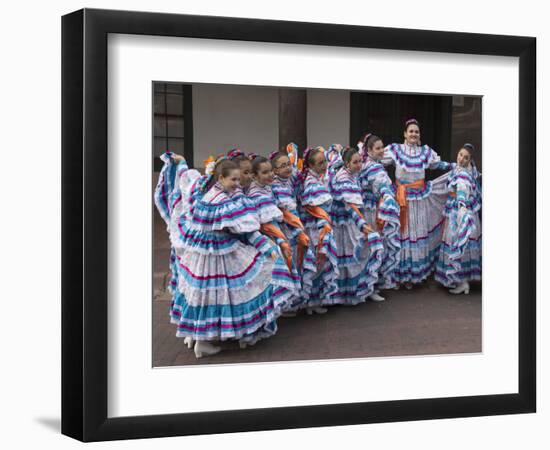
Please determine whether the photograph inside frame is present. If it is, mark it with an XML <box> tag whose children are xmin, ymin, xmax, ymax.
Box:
<box><xmin>152</xmin><ymin>81</ymin><xmax>482</xmax><ymax>366</ymax></box>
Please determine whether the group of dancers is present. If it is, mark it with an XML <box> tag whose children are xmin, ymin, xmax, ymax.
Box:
<box><xmin>154</xmin><ymin>118</ymin><xmax>482</xmax><ymax>358</ymax></box>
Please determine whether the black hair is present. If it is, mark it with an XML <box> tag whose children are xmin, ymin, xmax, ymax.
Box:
<box><xmin>227</xmin><ymin>149</ymin><xmax>250</xmax><ymax>165</ymax></box>
<box><xmin>251</xmin><ymin>155</ymin><xmax>271</xmax><ymax>174</ymax></box>
<box><xmin>270</xmin><ymin>152</ymin><xmax>289</xmax><ymax>168</ymax></box>
<box><xmin>462</xmin><ymin>143</ymin><xmax>475</xmax><ymax>154</ymax></box>
<box><xmin>341</xmin><ymin>146</ymin><xmax>359</xmax><ymax>164</ymax></box>
<box><xmin>234</xmin><ymin>155</ymin><xmax>250</xmax><ymax>165</ymax></box>
<box><xmin>404</xmin><ymin>118</ymin><xmax>420</xmax><ymax>132</ymax></box>
<box><xmin>305</xmin><ymin>147</ymin><xmax>324</xmax><ymax>168</ymax></box>
<box><xmin>366</xmin><ymin>134</ymin><xmax>382</xmax><ymax>150</ymax></box>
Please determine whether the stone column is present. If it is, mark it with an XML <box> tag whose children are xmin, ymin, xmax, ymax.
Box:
<box><xmin>278</xmin><ymin>89</ymin><xmax>307</xmax><ymax>155</ymax></box>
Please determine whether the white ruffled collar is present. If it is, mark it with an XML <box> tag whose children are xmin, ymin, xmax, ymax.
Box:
<box><xmin>274</xmin><ymin>174</ymin><xmax>292</xmax><ymax>186</ymax></box>
<box><xmin>249</xmin><ymin>180</ymin><xmax>272</xmax><ymax>194</ymax></box>
<box><xmin>308</xmin><ymin>169</ymin><xmax>326</xmax><ymax>182</ymax></box>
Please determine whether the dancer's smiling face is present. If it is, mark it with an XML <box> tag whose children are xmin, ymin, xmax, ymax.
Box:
<box><xmin>457</xmin><ymin>148</ymin><xmax>472</xmax><ymax>168</ymax></box>
<box><xmin>237</xmin><ymin>159</ymin><xmax>253</xmax><ymax>188</ymax></box>
<box><xmin>219</xmin><ymin>169</ymin><xmax>241</xmax><ymax>193</ymax></box>
<box><xmin>345</xmin><ymin>152</ymin><xmax>363</xmax><ymax>174</ymax></box>
<box><xmin>404</xmin><ymin>124</ymin><xmax>421</xmax><ymax>145</ymax></box>
<box><xmin>367</xmin><ymin>139</ymin><xmax>385</xmax><ymax>161</ymax></box>
<box><xmin>272</xmin><ymin>155</ymin><xmax>293</xmax><ymax>179</ymax></box>
<box><xmin>255</xmin><ymin>161</ymin><xmax>274</xmax><ymax>186</ymax></box>
<box><xmin>310</xmin><ymin>151</ymin><xmax>327</xmax><ymax>176</ymax></box>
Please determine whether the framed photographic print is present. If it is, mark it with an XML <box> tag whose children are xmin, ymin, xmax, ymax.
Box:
<box><xmin>61</xmin><ymin>8</ymin><xmax>536</xmax><ymax>442</ymax></box>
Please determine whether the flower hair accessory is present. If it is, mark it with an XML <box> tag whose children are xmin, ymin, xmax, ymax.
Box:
<box><xmin>227</xmin><ymin>148</ymin><xmax>245</xmax><ymax>159</ymax></box>
<box><xmin>286</xmin><ymin>142</ymin><xmax>298</xmax><ymax>154</ymax></box>
<box><xmin>203</xmin><ymin>155</ymin><xmax>216</xmax><ymax>175</ymax></box>
<box><xmin>286</xmin><ymin>142</ymin><xmax>299</xmax><ymax>168</ymax></box>
<box><xmin>197</xmin><ymin>154</ymin><xmax>228</xmax><ymax>193</ymax></box>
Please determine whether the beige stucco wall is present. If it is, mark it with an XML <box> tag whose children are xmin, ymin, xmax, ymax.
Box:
<box><xmin>191</xmin><ymin>84</ymin><xmax>351</xmax><ymax>167</ymax></box>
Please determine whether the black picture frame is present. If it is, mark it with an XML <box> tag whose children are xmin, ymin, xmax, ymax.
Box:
<box><xmin>61</xmin><ymin>8</ymin><xmax>536</xmax><ymax>442</ymax></box>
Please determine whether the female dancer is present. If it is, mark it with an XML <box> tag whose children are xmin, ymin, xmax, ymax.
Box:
<box><xmin>247</xmin><ymin>155</ymin><xmax>301</xmax><ymax>311</ymax></box>
<box><xmin>298</xmin><ymin>147</ymin><xmax>339</xmax><ymax>314</ymax></box>
<box><xmin>381</xmin><ymin>119</ymin><xmax>451</xmax><ymax>287</ymax></box>
<box><xmin>168</xmin><ymin>156</ymin><xmax>294</xmax><ymax>358</ymax></box>
<box><xmin>227</xmin><ymin>148</ymin><xmax>253</xmax><ymax>193</ymax></box>
<box><xmin>359</xmin><ymin>134</ymin><xmax>401</xmax><ymax>296</ymax></box>
<box><xmin>435</xmin><ymin>143</ymin><xmax>482</xmax><ymax>294</ymax></box>
<box><xmin>270</xmin><ymin>150</ymin><xmax>316</xmax><ymax>312</ymax></box>
<box><xmin>328</xmin><ymin>146</ymin><xmax>384</xmax><ymax>305</ymax></box>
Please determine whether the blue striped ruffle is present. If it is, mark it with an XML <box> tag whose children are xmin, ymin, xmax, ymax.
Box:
<box><xmin>272</xmin><ymin>177</ymin><xmax>298</xmax><ymax>210</ymax></box>
<box><xmin>176</xmin><ymin>251</ymin><xmax>265</xmax><ymax>290</ymax></box>
<box><xmin>399</xmin><ymin>179</ymin><xmax>433</xmax><ymax>201</ymax></box>
<box><xmin>377</xmin><ymin>195</ymin><xmax>401</xmax><ymax>288</ymax></box>
<box><xmin>435</xmin><ymin>207</ymin><xmax>481</xmax><ymax>286</ymax></box>
<box><xmin>167</xmin><ymin>248</ymin><xmax>179</xmax><ymax>294</ymax></box>
<box><xmin>154</xmin><ymin>152</ymin><xmax>178</xmax><ymax>225</ymax></box>
<box><xmin>434</xmin><ymin>263</ymin><xmax>482</xmax><ymax>287</ymax></box>
<box><xmin>189</xmin><ymin>190</ymin><xmax>260</xmax><ymax>232</ymax></box>
<box><xmin>330</xmin><ymin>169</ymin><xmax>363</xmax><ymax>205</ymax></box>
<box><xmin>361</xmin><ymin>162</ymin><xmax>386</xmax><ymax>178</ymax></box>
<box><xmin>305</xmin><ymin>228</ymin><xmax>339</xmax><ymax>308</ymax></box>
<box><xmin>330</xmin><ymin>201</ymin><xmax>359</xmax><ymax>226</ymax></box>
<box><xmin>301</xmin><ymin>179</ymin><xmax>333</xmax><ymax>206</ymax></box>
<box><xmin>170</xmin><ymin>286</ymin><xmax>283</xmax><ymax>341</ymax></box>
<box><xmin>393</xmin><ymin>246</ymin><xmax>440</xmax><ymax>284</ymax></box>
<box><xmin>178</xmin><ymin>225</ymin><xmax>242</xmax><ymax>255</ymax></box>
<box><xmin>386</xmin><ymin>143</ymin><xmax>435</xmax><ymax>171</ymax></box>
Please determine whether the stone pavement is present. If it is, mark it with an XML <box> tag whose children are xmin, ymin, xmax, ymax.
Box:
<box><xmin>152</xmin><ymin>204</ymin><xmax>481</xmax><ymax>367</ymax></box>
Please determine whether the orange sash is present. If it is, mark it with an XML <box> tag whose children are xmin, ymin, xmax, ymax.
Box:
<box><xmin>295</xmin><ymin>232</ymin><xmax>310</xmax><ymax>271</ymax></box>
<box><xmin>304</xmin><ymin>206</ymin><xmax>332</xmax><ymax>263</ymax></box>
<box><xmin>395</xmin><ymin>179</ymin><xmax>425</xmax><ymax>234</ymax></box>
<box><xmin>315</xmin><ymin>224</ymin><xmax>332</xmax><ymax>269</ymax></box>
<box><xmin>303</xmin><ymin>205</ymin><xmax>332</xmax><ymax>225</ymax></box>
<box><xmin>280</xmin><ymin>208</ymin><xmax>309</xmax><ymax>269</ymax></box>
<box><xmin>260</xmin><ymin>223</ymin><xmax>293</xmax><ymax>271</ymax></box>
<box><xmin>281</xmin><ymin>209</ymin><xmax>305</xmax><ymax>230</ymax></box>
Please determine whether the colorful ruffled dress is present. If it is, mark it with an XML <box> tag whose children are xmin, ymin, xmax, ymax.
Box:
<box><xmin>381</xmin><ymin>144</ymin><xmax>451</xmax><ymax>284</ymax></box>
<box><xmin>168</xmin><ymin>172</ymin><xmax>294</xmax><ymax>345</ymax></box>
<box><xmin>435</xmin><ymin>165</ymin><xmax>482</xmax><ymax>287</ymax></box>
<box><xmin>271</xmin><ymin>174</ymin><xmax>316</xmax><ymax>309</ymax></box>
<box><xmin>299</xmin><ymin>170</ymin><xmax>339</xmax><ymax>307</ymax></box>
<box><xmin>329</xmin><ymin>166</ymin><xmax>384</xmax><ymax>304</ymax></box>
<box><xmin>153</xmin><ymin>153</ymin><xmax>193</xmax><ymax>296</ymax></box>
<box><xmin>247</xmin><ymin>180</ymin><xmax>302</xmax><ymax>309</ymax></box>
<box><xmin>359</xmin><ymin>157</ymin><xmax>401</xmax><ymax>289</ymax></box>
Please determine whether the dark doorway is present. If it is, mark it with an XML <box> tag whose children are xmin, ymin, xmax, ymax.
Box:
<box><xmin>350</xmin><ymin>92</ymin><xmax>453</xmax><ymax>180</ymax></box>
